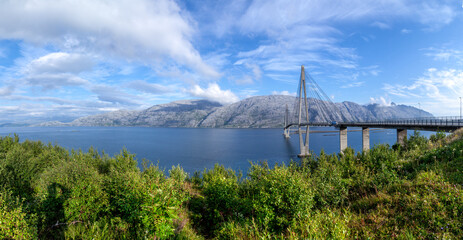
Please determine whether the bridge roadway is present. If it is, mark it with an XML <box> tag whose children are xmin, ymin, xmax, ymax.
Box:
<box><xmin>284</xmin><ymin>117</ymin><xmax>463</xmax><ymax>155</ymax></box>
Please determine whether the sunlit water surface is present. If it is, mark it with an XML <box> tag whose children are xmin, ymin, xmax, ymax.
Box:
<box><xmin>0</xmin><ymin>127</ymin><xmax>437</xmax><ymax>174</ymax></box>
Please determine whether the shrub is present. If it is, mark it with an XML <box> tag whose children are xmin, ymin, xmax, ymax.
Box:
<box><xmin>350</xmin><ymin>171</ymin><xmax>463</xmax><ymax>239</ymax></box>
<box><xmin>0</xmin><ymin>192</ymin><xmax>37</xmax><ymax>239</ymax></box>
<box><xmin>34</xmin><ymin>159</ymin><xmax>108</xmax><ymax>238</ymax></box>
<box><xmin>293</xmin><ymin>208</ymin><xmax>351</xmax><ymax>239</ymax></box>
<box><xmin>189</xmin><ymin>164</ymin><xmax>241</xmax><ymax>236</ymax></box>
<box><xmin>312</xmin><ymin>152</ymin><xmax>350</xmax><ymax>208</ymax></box>
<box><xmin>169</xmin><ymin>165</ymin><xmax>189</xmax><ymax>184</ymax></box>
<box><xmin>105</xmin><ymin>162</ymin><xmax>186</xmax><ymax>239</ymax></box>
<box><xmin>0</xmin><ymin>136</ymin><xmax>68</xmax><ymax>199</ymax></box>
<box><xmin>243</xmin><ymin>162</ymin><xmax>314</xmax><ymax>234</ymax></box>
<box><xmin>430</xmin><ymin>131</ymin><xmax>446</xmax><ymax>143</ymax></box>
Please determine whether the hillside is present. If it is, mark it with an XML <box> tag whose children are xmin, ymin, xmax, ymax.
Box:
<box><xmin>36</xmin><ymin>95</ymin><xmax>433</xmax><ymax>127</ymax></box>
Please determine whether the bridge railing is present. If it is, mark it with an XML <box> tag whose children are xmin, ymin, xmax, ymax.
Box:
<box><xmin>343</xmin><ymin>116</ymin><xmax>463</xmax><ymax>127</ymax></box>
<box><xmin>286</xmin><ymin>117</ymin><xmax>463</xmax><ymax>129</ymax></box>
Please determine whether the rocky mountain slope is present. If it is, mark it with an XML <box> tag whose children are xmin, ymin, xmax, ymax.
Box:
<box><xmin>36</xmin><ymin>95</ymin><xmax>433</xmax><ymax>128</ymax></box>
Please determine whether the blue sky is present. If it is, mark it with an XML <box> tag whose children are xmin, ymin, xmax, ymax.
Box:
<box><xmin>0</xmin><ymin>0</ymin><xmax>462</xmax><ymax>123</ymax></box>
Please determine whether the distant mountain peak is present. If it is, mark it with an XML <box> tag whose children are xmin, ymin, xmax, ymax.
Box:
<box><xmin>35</xmin><ymin>95</ymin><xmax>433</xmax><ymax>128</ymax></box>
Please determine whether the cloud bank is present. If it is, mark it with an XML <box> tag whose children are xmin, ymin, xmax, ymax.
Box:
<box><xmin>0</xmin><ymin>0</ymin><xmax>218</xmax><ymax>77</ymax></box>
<box><xmin>188</xmin><ymin>83</ymin><xmax>239</xmax><ymax>105</ymax></box>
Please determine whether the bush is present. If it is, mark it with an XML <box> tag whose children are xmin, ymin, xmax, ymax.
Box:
<box><xmin>350</xmin><ymin>171</ymin><xmax>463</xmax><ymax>239</ymax></box>
<box><xmin>293</xmin><ymin>208</ymin><xmax>351</xmax><ymax>239</ymax></box>
<box><xmin>311</xmin><ymin>151</ymin><xmax>350</xmax><ymax>208</ymax></box>
<box><xmin>430</xmin><ymin>131</ymin><xmax>446</xmax><ymax>143</ymax></box>
<box><xmin>242</xmin><ymin>162</ymin><xmax>314</xmax><ymax>234</ymax></box>
<box><xmin>0</xmin><ymin>192</ymin><xmax>37</xmax><ymax>239</ymax></box>
<box><xmin>104</xmin><ymin>159</ymin><xmax>186</xmax><ymax>239</ymax></box>
<box><xmin>0</xmin><ymin>136</ymin><xmax>68</xmax><ymax>199</ymax></box>
<box><xmin>34</xmin><ymin>157</ymin><xmax>108</xmax><ymax>238</ymax></box>
<box><xmin>189</xmin><ymin>164</ymin><xmax>241</xmax><ymax>236</ymax></box>
<box><xmin>169</xmin><ymin>165</ymin><xmax>188</xmax><ymax>184</ymax></box>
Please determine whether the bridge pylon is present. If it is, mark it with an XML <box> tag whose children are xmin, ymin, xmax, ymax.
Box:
<box><xmin>284</xmin><ymin>104</ymin><xmax>290</xmax><ymax>138</ymax></box>
<box><xmin>297</xmin><ymin>65</ymin><xmax>310</xmax><ymax>157</ymax></box>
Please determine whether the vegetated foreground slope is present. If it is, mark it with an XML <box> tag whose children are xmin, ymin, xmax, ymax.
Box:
<box><xmin>37</xmin><ymin>95</ymin><xmax>433</xmax><ymax>128</ymax></box>
<box><xmin>1</xmin><ymin>129</ymin><xmax>462</xmax><ymax>239</ymax></box>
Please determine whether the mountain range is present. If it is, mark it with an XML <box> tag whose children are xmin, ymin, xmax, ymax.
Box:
<box><xmin>35</xmin><ymin>95</ymin><xmax>433</xmax><ymax>128</ymax></box>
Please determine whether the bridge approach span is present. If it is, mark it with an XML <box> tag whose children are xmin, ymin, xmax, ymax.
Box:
<box><xmin>286</xmin><ymin>116</ymin><xmax>463</xmax><ymax>133</ymax></box>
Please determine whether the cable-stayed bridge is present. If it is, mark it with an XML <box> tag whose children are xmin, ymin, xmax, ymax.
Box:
<box><xmin>284</xmin><ymin>65</ymin><xmax>463</xmax><ymax>157</ymax></box>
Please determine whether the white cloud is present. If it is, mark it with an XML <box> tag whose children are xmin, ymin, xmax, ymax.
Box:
<box><xmin>371</xmin><ymin>21</ymin><xmax>390</xmax><ymax>29</ymax></box>
<box><xmin>188</xmin><ymin>83</ymin><xmax>239</xmax><ymax>105</ymax></box>
<box><xmin>248</xmin><ymin>63</ymin><xmax>262</xmax><ymax>80</ymax></box>
<box><xmin>341</xmin><ymin>81</ymin><xmax>365</xmax><ymax>88</ymax></box>
<box><xmin>91</xmin><ymin>85</ymin><xmax>140</xmax><ymax>105</ymax></box>
<box><xmin>266</xmin><ymin>73</ymin><xmax>298</xmax><ymax>85</ymax></box>
<box><xmin>240</xmin><ymin>89</ymin><xmax>259</xmax><ymax>98</ymax></box>
<box><xmin>235</xmin><ymin>75</ymin><xmax>254</xmax><ymax>85</ymax></box>
<box><xmin>24</xmin><ymin>73</ymin><xmax>89</xmax><ymax>90</ymax></box>
<box><xmin>0</xmin><ymin>0</ymin><xmax>218</xmax><ymax>78</ymax></box>
<box><xmin>237</xmin><ymin>0</ymin><xmax>456</xmax><ymax>35</ymax></box>
<box><xmin>401</xmin><ymin>28</ymin><xmax>411</xmax><ymax>34</ymax></box>
<box><xmin>423</xmin><ymin>47</ymin><xmax>463</xmax><ymax>64</ymax></box>
<box><xmin>233</xmin><ymin>63</ymin><xmax>263</xmax><ymax>85</ymax></box>
<box><xmin>272</xmin><ymin>90</ymin><xmax>297</xmax><ymax>96</ymax></box>
<box><xmin>369</xmin><ymin>96</ymin><xmax>391</xmax><ymax>106</ymax></box>
<box><xmin>127</xmin><ymin>80</ymin><xmax>174</xmax><ymax>94</ymax></box>
<box><xmin>228</xmin><ymin>0</ymin><xmax>457</xmax><ymax>77</ymax></box>
<box><xmin>5</xmin><ymin>95</ymin><xmax>74</xmax><ymax>105</ymax></box>
<box><xmin>3</xmin><ymin>51</ymin><xmax>94</xmax><ymax>90</ymax></box>
<box><xmin>234</xmin><ymin>25</ymin><xmax>359</xmax><ymax>74</ymax></box>
<box><xmin>26</xmin><ymin>52</ymin><xmax>94</xmax><ymax>74</ymax></box>
<box><xmin>0</xmin><ymin>86</ymin><xmax>14</xmax><ymax>96</ymax></box>
<box><xmin>415</xmin><ymin>1</ymin><xmax>455</xmax><ymax>30</ymax></box>
<box><xmin>384</xmin><ymin>68</ymin><xmax>463</xmax><ymax>115</ymax></box>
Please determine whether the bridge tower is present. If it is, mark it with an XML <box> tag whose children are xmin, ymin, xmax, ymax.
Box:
<box><xmin>297</xmin><ymin>65</ymin><xmax>310</xmax><ymax>157</ymax></box>
<box><xmin>284</xmin><ymin>104</ymin><xmax>290</xmax><ymax>138</ymax></box>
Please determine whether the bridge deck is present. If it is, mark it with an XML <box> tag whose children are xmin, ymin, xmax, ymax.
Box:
<box><xmin>285</xmin><ymin>117</ymin><xmax>463</xmax><ymax>132</ymax></box>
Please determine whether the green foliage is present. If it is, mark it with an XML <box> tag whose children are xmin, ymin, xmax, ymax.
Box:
<box><xmin>169</xmin><ymin>165</ymin><xmax>189</xmax><ymax>183</ymax></box>
<box><xmin>2</xmin><ymin>129</ymin><xmax>463</xmax><ymax>239</ymax></box>
<box><xmin>0</xmin><ymin>192</ymin><xmax>37</xmax><ymax>239</ymax></box>
<box><xmin>430</xmin><ymin>131</ymin><xmax>446</xmax><ymax>143</ymax></box>
<box><xmin>189</xmin><ymin>164</ymin><xmax>241</xmax><ymax>236</ymax></box>
<box><xmin>293</xmin><ymin>208</ymin><xmax>351</xmax><ymax>239</ymax></box>
<box><xmin>351</xmin><ymin>171</ymin><xmax>463</xmax><ymax>239</ymax></box>
<box><xmin>243</xmin><ymin>162</ymin><xmax>314</xmax><ymax>234</ymax></box>
<box><xmin>190</xmin><ymin>162</ymin><xmax>315</xmax><ymax>238</ymax></box>
<box><xmin>312</xmin><ymin>151</ymin><xmax>349</xmax><ymax>207</ymax></box>
<box><xmin>34</xmin><ymin>159</ymin><xmax>108</xmax><ymax>238</ymax></box>
<box><xmin>403</xmin><ymin>130</ymin><xmax>429</xmax><ymax>152</ymax></box>
<box><xmin>0</xmin><ymin>136</ymin><xmax>68</xmax><ymax>199</ymax></box>
<box><xmin>0</xmin><ymin>135</ymin><xmax>188</xmax><ymax>239</ymax></box>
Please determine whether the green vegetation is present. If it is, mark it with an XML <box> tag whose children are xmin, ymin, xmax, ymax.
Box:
<box><xmin>1</xmin><ymin>129</ymin><xmax>463</xmax><ymax>239</ymax></box>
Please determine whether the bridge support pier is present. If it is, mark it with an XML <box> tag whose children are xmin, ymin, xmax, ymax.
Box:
<box><xmin>297</xmin><ymin>125</ymin><xmax>310</xmax><ymax>158</ymax></box>
<box><xmin>340</xmin><ymin>126</ymin><xmax>347</xmax><ymax>152</ymax></box>
<box><xmin>284</xmin><ymin>128</ymin><xmax>290</xmax><ymax>139</ymax></box>
<box><xmin>362</xmin><ymin>127</ymin><xmax>370</xmax><ymax>151</ymax></box>
<box><xmin>397</xmin><ymin>129</ymin><xmax>407</xmax><ymax>145</ymax></box>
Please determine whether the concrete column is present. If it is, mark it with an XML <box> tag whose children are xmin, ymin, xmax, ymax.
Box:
<box><xmin>397</xmin><ymin>129</ymin><xmax>407</xmax><ymax>145</ymax></box>
<box><xmin>297</xmin><ymin>126</ymin><xmax>310</xmax><ymax>158</ymax></box>
<box><xmin>340</xmin><ymin>126</ymin><xmax>347</xmax><ymax>152</ymax></box>
<box><xmin>362</xmin><ymin>127</ymin><xmax>370</xmax><ymax>151</ymax></box>
<box><xmin>283</xmin><ymin>128</ymin><xmax>290</xmax><ymax>139</ymax></box>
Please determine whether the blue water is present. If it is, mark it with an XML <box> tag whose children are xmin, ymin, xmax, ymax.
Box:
<box><xmin>0</xmin><ymin>127</ymin><xmax>436</xmax><ymax>174</ymax></box>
